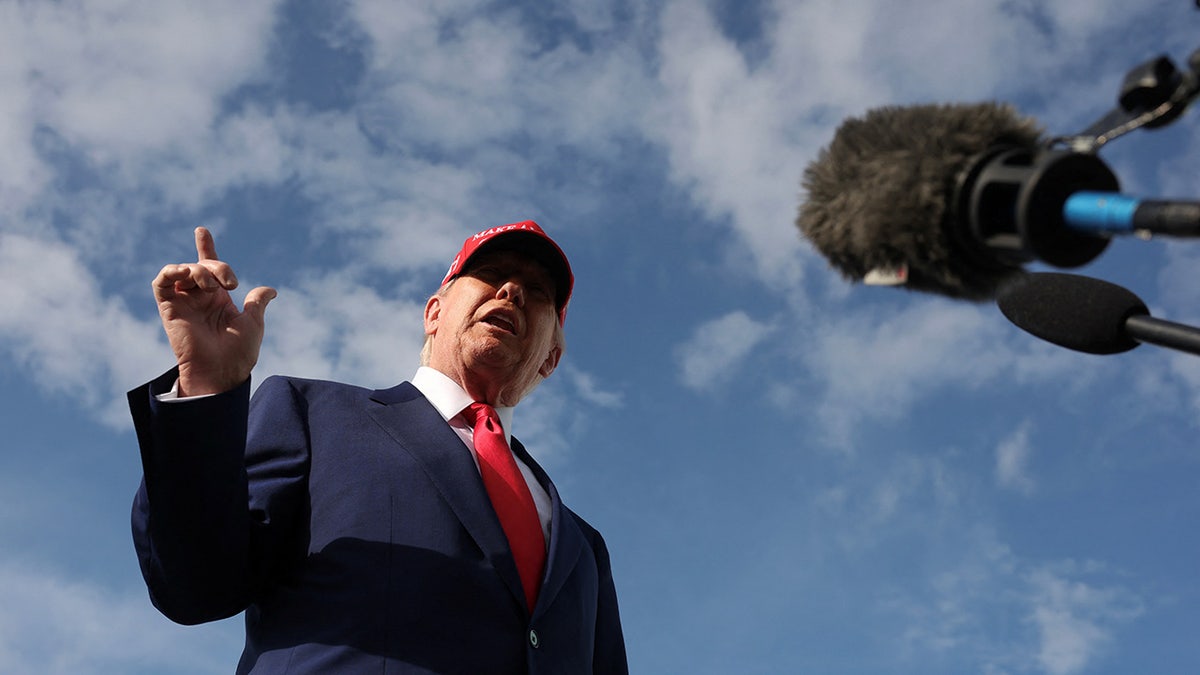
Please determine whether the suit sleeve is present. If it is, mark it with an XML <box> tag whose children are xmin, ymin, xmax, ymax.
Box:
<box><xmin>129</xmin><ymin>370</ymin><xmax>310</xmax><ymax>625</ymax></box>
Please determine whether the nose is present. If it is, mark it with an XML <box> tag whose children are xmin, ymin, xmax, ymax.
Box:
<box><xmin>495</xmin><ymin>279</ymin><xmax>525</xmax><ymax>307</ymax></box>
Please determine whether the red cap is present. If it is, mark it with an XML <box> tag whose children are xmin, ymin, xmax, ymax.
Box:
<box><xmin>441</xmin><ymin>221</ymin><xmax>573</xmax><ymax>324</ymax></box>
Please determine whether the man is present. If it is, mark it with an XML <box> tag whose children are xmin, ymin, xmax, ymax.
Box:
<box><xmin>129</xmin><ymin>221</ymin><xmax>628</xmax><ymax>674</ymax></box>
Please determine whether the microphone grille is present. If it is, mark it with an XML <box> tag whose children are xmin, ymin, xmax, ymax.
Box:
<box><xmin>996</xmin><ymin>272</ymin><xmax>1147</xmax><ymax>354</ymax></box>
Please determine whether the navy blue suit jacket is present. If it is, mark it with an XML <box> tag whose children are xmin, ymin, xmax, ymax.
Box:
<box><xmin>129</xmin><ymin>369</ymin><xmax>627</xmax><ymax>674</ymax></box>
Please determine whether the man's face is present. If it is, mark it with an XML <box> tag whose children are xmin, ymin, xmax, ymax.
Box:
<box><xmin>424</xmin><ymin>248</ymin><xmax>563</xmax><ymax>405</ymax></box>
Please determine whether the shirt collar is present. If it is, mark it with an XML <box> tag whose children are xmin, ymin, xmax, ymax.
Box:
<box><xmin>411</xmin><ymin>366</ymin><xmax>515</xmax><ymax>444</ymax></box>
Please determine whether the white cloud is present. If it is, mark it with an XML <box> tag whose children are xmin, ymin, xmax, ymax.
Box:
<box><xmin>676</xmin><ymin>310</ymin><xmax>774</xmax><ymax>391</ymax></box>
<box><xmin>253</xmin><ymin>271</ymin><xmax>428</xmax><ymax>390</ymax></box>
<box><xmin>0</xmin><ymin>7</ymin><xmax>50</xmax><ymax>219</ymax></box>
<box><xmin>277</xmin><ymin>109</ymin><xmax>485</xmax><ymax>270</ymax></box>
<box><xmin>136</xmin><ymin>105</ymin><xmax>298</xmax><ymax>214</ymax></box>
<box><xmin>803</xmin><ymin>445</ymin><xmax>1143</xmax><ymax>674</ymax></box>
<box><xmin>502</xmin><ymin>363</ymin><xmax>623</xmax><ymax>470</ymax></box>
<box><xmin>512</xmin><ymin>380</ymin><xmax>572</xmax><ymax>465</ymax></box>
<box><xmin>816</xmin><ymin>453</ymin><xmax>967</xmax><ymax>554</ymax></box>
<box><xmin>0</xmin><ymin>0</ymin><xmax>285</xmax><ymax>266</ymax></box>
<box><xmin>784</xmin><ymin>292</ymin><xmax>1130</xmax><ymax>447</ymax></box>
<box><xmin>18</xmin><ymin>0</ymin><xmax>280</xmax><ymax>159</ymax></box>
<box><xmin>0</xmin><ymin>562</ymin><xmax>240</xmax><ymax>675</ymax></box>
<box><xmin>1027</xmin><ymin>567</ymin><xmax>1144</xmax><ymax>675</ymax></box>
<box><xmin>351</xmin><ymin>0</ymin><xmax>651</xmax><ymax>155</ymax></box>
<box><xmin>801</xmin><ymin>301</ymin><xmax>1015</xmax><ymax>445</ymax></box>
<box><xmin>1156</xmin><ymin>245</ymin><xmax>1200</xmax><ymax>325</ymax></box>
<box><xmin>1149</xmin><ymin>245</ymin><xmax>1200</xmax><ymax>423</ymax></box>
<box><xmin>883</xmin><ymin>526</ymin><xmax>1143</xmax><ymax>674</ymax></box>
<box><xmin>890</xmin><ymin>530</ymin><xmax>1019</xmax><ymax>662</ymax></box>
<box><xmin>0</xmin><ymin>233</ymin><xmax>170</xmax><ymax>427</ymax></box>
<box><xmin>1164</xmin><ymin>352</ymin><xmax>1200</xmax><ymax>422</ymax></box>
<box><xmin>1153</xmin><ymin>123</ymin><xmax>1200</xmax><ymax>201</ymax></box>
<box><xmin>561</xmin><ymin>363</ymin><xmax>624</xmax><ymax>409</ymax></box>
<box><xmin>995</xmin><ymin>421</ymin><xmax>1036</xmax><ymax>494</ymax></box>
<box><xmin>651</xmin><ymin>1</ymin><xmax>810</xmax><ymax>290</ymax></box>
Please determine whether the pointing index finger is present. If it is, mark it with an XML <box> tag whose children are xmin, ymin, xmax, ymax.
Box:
<box><xmin>195</xmin><ymin>226</ymin><xmax>219</xmax><ymax>262</ymax></box>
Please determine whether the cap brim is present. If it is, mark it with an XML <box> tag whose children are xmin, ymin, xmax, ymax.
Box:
<box><xmin>464</xmin><ymin>231</ymin><xmax>572</xmax><ymax>312</ymax></box>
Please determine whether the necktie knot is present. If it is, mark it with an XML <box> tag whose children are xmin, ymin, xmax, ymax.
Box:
<box><xmin>468</xmin><ymin>402</ymin><xmax>500</xmax><ymax>436</ymax></box>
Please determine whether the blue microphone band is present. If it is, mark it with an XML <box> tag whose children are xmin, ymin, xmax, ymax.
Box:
<box><xmin>1062</xmin><ymin>192</ymin><xmax>1139</xmax><ymax>233</ymax></box>
<box><xmin>1064</xmin><ymin>192</ymin><xmax>1200</xmax><ymax>236</ymax></box>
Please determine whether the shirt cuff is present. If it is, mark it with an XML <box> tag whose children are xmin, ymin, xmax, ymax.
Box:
<box><xmin>155</xmin><ymin>378</ymin><xmax>219</xmax><ymax>402</ymax></box>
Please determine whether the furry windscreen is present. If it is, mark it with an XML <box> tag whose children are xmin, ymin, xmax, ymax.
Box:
<box><xmin>797</xmin><ymin>102</ymin><xmax>1044</xmax><ymax>300</ymax></box>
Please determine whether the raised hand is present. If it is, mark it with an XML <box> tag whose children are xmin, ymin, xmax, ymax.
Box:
<box><xmin>152</xmin><ymin>227</ymin><xmax>277</xmax><ymax>396</ymax></box>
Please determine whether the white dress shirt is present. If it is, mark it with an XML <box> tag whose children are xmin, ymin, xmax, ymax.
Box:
<box><xmin>410</xmin><ymin>367</ymin><xmax>553</xmax><ymax>543</ymax></box>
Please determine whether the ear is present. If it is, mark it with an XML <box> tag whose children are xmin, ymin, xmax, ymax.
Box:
<box><xmin>538</xmin><ymin>342</ymin><xmax>563</xmax><ymax>379</ymax></box>
<box><xmin>423</xmin><ymin>295</ymin><xmax>441</xmax><ymax>337</ymax></box>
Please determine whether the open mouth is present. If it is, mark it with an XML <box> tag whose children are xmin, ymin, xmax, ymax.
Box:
<box><xmin>481</xmin><ymin>313</ymin><xmax>517</xmax><ymax>335</ymax></box>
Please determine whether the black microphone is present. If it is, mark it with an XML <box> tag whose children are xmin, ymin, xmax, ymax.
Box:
<box><xmin>796</xmin><ymin>102</ymin><xmax>1200</xmax><ymax>301</ymax></box>
<box><xmin>997</xmin><ymin>272</ymin><xmax>1200</xmax><ymax>356</ymax></box>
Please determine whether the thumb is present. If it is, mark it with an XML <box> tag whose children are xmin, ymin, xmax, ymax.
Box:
<box><xmin>243</xmin><ymin>286</ymin><xmax>278</xmax><ymax>324</ymax></box>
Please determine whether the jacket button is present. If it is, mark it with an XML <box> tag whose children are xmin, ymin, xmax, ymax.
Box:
<box><xmin>529</xmin><ymin>629</ymin><xmax>540</xmax><ymax>649</ymax></box>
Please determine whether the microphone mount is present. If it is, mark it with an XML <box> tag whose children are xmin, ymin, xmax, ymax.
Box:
<box><xmin>956</xmin><ymin>25</ymin><xmax>1200</xmax><ymax>273</ymax></box>
<box><xmin>1051</xmin><ymin>44</ymin><xmax>1200</xmax><ymax>153</ymax></box>
<box><xmin>952</xmin><ymin>147</ymin><xmax>1116</xmax><ymax>270</ymax></box>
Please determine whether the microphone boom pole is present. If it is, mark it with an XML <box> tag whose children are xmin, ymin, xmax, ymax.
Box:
<box><xmin>1124</xmin><ymin>315</ymin><xmax>1200</xmax><ymax>356</ymax></box>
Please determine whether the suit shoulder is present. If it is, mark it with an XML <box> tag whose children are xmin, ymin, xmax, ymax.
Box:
<box><xmin>254</xmin><ymin>375</ymin><xmax>378</xmax><ymax>400</ymax></box>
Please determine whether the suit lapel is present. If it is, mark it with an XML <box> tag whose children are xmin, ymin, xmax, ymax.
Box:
<box><xmin>511</xmin><ymin>437</ymin><xmax>584</xmax><ymax>618</ymax></box>
<box><xmin>366</xmin><ymin>383</ymin><xmax>527</xmax><ymax>612</ymax></box>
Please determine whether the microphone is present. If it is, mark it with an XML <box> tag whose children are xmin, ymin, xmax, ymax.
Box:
<box><xmin>997</xmin><ymin>272</ymin><xmax>1200</xmax><ymax>356</ymax></box>
<box><xmin>796</xmin><ymin>102</ymin><xmax>1200</xmax><ymax>300</ymax></box>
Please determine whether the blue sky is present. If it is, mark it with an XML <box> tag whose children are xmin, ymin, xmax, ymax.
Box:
<box><xmin>3</xmin><ymin>1</ymin><xmax>1200</xmax><ymax>673</ymax></box>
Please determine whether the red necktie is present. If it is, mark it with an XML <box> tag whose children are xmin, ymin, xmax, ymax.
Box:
<box><xmin>468</xmin><ymin>402</ymin><xmax>546</xmax><ymax>611</ymax></box>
